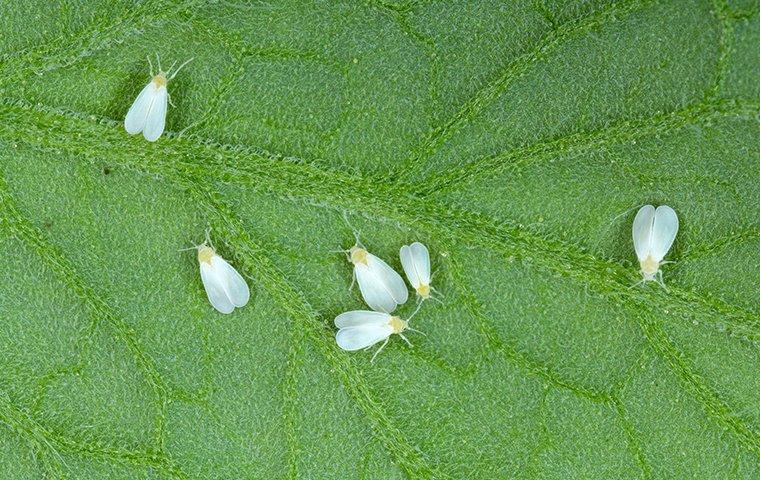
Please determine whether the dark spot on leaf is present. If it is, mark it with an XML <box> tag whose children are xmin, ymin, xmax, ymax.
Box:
<box><xmin>102</xmin><ymin>166</ymin><xmax>112</xmax><ymax>175</ymax></box>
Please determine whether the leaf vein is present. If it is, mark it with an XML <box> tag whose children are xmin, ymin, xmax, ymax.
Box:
<box><xmin>0</xmin><ymin>170</ymin><xmax>172</xmax><ymax>455</ymax></box>
<box><xmin>394</xmin><ymin>0</ymin><xmax>655</xmax><ymax>181</ymax></box>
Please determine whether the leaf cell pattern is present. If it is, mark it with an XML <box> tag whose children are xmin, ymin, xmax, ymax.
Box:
<box><xmin>0</xmin><ymin>0</ymin><xmax>758</xmax><ymax>479</ymax></box>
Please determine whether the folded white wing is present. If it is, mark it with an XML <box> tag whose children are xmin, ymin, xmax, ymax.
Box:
<box><xmin>632</xmin><ymin>205</ymin><xmax>656</xmax><ymax>261</ymax></box>
<box><xmin>336</xmin><ymin>324</ymin><xmax>393</xmax><ymax>351</ymax></box>
<box><xmin>142</xmin><ymin>85</ymin><xmax>168</xmax><ymax>142</ymax></box>
<box><xmin>356</xmin><ymin>265</ymin><xmax>396</xmax><ymax>313</ymax></box>
<box><xmin>400</xmin><ymin>242</ymin><xmax>430</xmax><ymax>288</ymax></box>
<box><xmin>650</xmin><ymin>205</ymin><xmax>678</xmax><ymax>262</ymax></box>
<box><xmin>200</xmin><ymin>261</ymin><xmax>235</xmax><ymax>314</ymax></box>
<box><xmin>368</xmin><ymin>253</ymin><xmax>408</xmax><ymax>303</ymax></box>
<box><xmin>124</xmin><ymin>81</ymin><xmax>156</xmax><ymax>135</ymax></box>
<box><xmin>335</xmin><ymin>310</ymin><xmax>390</xmax><ymax>328</ymax></box>
<box><xmin>211</xmin><ymin>255</ymin><xmax>250</xmax><ymax>307</ymax></box>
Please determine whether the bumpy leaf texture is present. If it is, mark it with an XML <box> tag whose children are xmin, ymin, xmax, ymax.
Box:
<box><xmin>0</xmin><ymin>0</ymin><xmax>758</xmax><ymax>478</ymax></box>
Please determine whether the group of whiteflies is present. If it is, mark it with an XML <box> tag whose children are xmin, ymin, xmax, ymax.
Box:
<box><xmin>124</xmin><ymin>56</ymin><xmax>680</xmax><ymax>361</ymax></box>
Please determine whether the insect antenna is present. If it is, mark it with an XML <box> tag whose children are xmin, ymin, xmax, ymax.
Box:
<box><xmin>168</xmin><ymin>57</ymin><xmax>195</xmax><ymax>80</ymax></box>
<box><xmin>429</xmin><ymin>285</ymin><xmax>445</xmax><ymax>303</ymax></box>
<box><xmin>405</xmin><ymin>327</ymin><xmax>426</xmax><ymax>337</ymax></box>
<box><xmin>591</xmin><ymin>203</ymin><xmax>644</xmax><ymax>253</ymax></box>
<box><xmin>405</xmin><ymin>302</ymin><xmax>423</xmax><ymax>322</ymax></box>
<box><xmin>340</xmin><ymin>211</ymin><xmax>364</xmax><ymax>247</ymax></box>
<box><xmin>204</xmin><ymin>227</ymin><xmax>215</xmax><ymax>250</ymax></box>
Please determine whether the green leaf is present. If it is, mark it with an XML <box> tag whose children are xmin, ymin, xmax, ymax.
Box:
<box><xmin>0</xmin><ymin>0</ymin><xmax>758</xmax><ymax>478</ymax></box>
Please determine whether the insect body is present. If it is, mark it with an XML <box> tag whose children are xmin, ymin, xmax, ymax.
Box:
<box><xmin>124</xmin><ymin>55</ymin><xmax>192</xmax><ymax>142</ymax></box>
<box><xmin>399</xmin><ymin>242</ymin><xmax>432</xmax><ymax>300</ymax></box>
<box><xmin>348</xmin><ymin>244</ymin><xmax>408</xmax><ymax>313</ymax></box>
<box><xmin>334</xmin><ymin>310</ymin><xmax>413</xmax><ymax>362</ymax></box>
<box><xmin>192</xmin><ymin>234</ymin><xmax>250</xmax><ymax>314</ymax></box>
<box><xmin>632</xmin><ymin>204</ymin><xmax>679</xmax><ymax>286</ymax></box>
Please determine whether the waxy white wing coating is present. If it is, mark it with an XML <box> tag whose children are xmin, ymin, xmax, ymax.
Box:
<box><xmin>199</xmin><ymin>255</ymin><xmax>249</xmax><ymax>314</ymax></box>
<box><xmin>124</xmin><ymin>81</ymin><xmax>156</xmax><ymax>135</ymax></box>
<box><xmin>632</xmin><ymin>205</ymin><xmax>656</xmax><ymax>261</ymax></box>
<box><xmin>124</xmin><ymin>81</ymin><xmax>168</xmax><ymax>142</ymax></box>
<box><xmin>355</xmin><ymin>253</ymin><xmax>408</xmax><ymax>313</ymax></box>
<box><xmin>211</xmin><ymin>255</ymin><xmax>250</xmax><ymax>307</ymax></box>
<box><xmin>399</xmin><ymin>242</ymin><xmax>430</xmax><ymax>289</ymax></box>
<box><xmin>354</xmin><ymin>253</ymin><xmax>409</xmax><ymax>313</ymax></box>
<box><xmin>335</xmin><ymin>310</ymin><xmax>391</xmax><ymax>329</ymax></box>
<box><xmin>200</xmin><ymin>261</ymin><xmax>235</xmax><ymax>314</ymax></box>
<box><xmin>336</xmin><ymin>324</ymin><xmax>393</xmax><ymax>351</ymax></box>
<box><xmin>650</xmin><ymin>205</ymin><xmax>679</xmax><ymax>262</ymax></box>
<box><xmin>355</xmin><ymin>265</ymin><xmax>396</xmax><ymax>313</ymax></box>
<box><xmin>142</xmin><ymin>85</ymin><xmax>168</xmax><ymax>142</ymax></box>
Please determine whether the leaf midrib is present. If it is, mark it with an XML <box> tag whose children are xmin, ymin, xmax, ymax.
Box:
<box><xmin>1</xmin><ymin>99</ymin><xmax>756</xmax><ymax>342</ymax></box>
<box><xmin>1</xmin><ymin>97</ymin><xmax>758</xmax><ymax>466</ymax></box>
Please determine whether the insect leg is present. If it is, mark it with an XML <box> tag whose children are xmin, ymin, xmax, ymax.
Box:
<box><xmin>371</xmin><ymin>338</ymin><xmax>390</xmax><ymax>363</ymax></box>
<box><xmin>657</xmin><ymin>270</ymin><xmax>668</xmax><ymax>292</ymax></box>
<box><xmin>407</xmin><ymin>302</ymin><xmax>423</xmax><ymax>321</ymax></box>
<box><xmin>405</xmin><ymin>327</ymin><xmax>426</xmax><ymax>337</ymax></box>
<box><xmin>398</xmin><ymin>333</ymin><xmax>413</xmax><ymax>348</ymax></box>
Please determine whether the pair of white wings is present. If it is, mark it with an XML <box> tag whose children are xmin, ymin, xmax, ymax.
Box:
<box><xmin>399</xmin><ymin>242</ymin><xmax>430</xmax><ymax>290</ymax></box>
<box><xmin>335</xmin><ymin>311</ymin><xmax>394</xmax><ymax>350</ymax></box>
<box><xmin>124</xmin><ymin>80</ymin><xmax>167</xmax><ymax>142</ymax></box>
<box><xmin>355</xmin><ymin>253</ymin><xmax>408</xmax><ymax>313</ymax></box>
<box><xmin>632</xmin><ymin>205</ymin><xmax>679</xmax><ymax>262</ymax></box>
<box><xmin>200</xmin><ymin>254</ymin><xmax>250</xmax><ymax>314</ymax></box>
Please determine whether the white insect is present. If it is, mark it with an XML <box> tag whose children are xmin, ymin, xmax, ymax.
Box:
<box><xmin>632</xmin><ymin>204</ymin><xmax>679</xmax><ymax>286</ymax></box>
<box><xmin>346</xmin><ymin>241</ymin><xmax>408</xmax><ymax>313</ymax></box>
<box><xmin>399</xmin><ymin>242</ymin><xmax>433</xmax><ymax>301</ymax></box>
<box><xmin>125</xmin><ymin>55</ymin><xmax>193</xmax><ymax>142</ymax></box>
<box><xmin>334</xmin><ymin>310</ymin><xmax>420</xmax><ymax>362</ymax></box>
<box><xmin>189</xmin><ymin>232</ymin><xmax>250</xmax><ymax>314</ymax></box>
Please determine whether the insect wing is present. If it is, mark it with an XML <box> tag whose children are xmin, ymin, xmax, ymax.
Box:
<box><xmin>124</xmin><ymin>81</ymin><xmax>156</xmax><ymax>135</ymax></box>
<box><xmin>200</xmin><ymin>260</ymin><xmax>235</xmax><ymax>314</ymax></box>
<box><xmin>143</xmin><ymin>84</ymin><xmax>168</xmax><ymax>142</ymax></box>
<box><xmin>356</xmin><ymin>263</ymin><xmax>398</xmax><ymax>313</ymax></box>
<box><xmin>650</xmin><ymin>205</ymin><xmax>679</xmax><ymax>262</ymax></box>
<box><xmin>410</xmin><ymin>242</ymin><xmax>431</xmax><ymax>285</ymax></box>
<box><xmin>399</xmin><ymin>244</ymin><xmax>419</xmax><ymax>288</ymax></box>
<box><xmin>366</xmin><ymin>253</ymin><xmax>408</xmax><ymax>305</ymax></box>
<box><xmin>336</xmin><ymin>324</ymin><xmax>393</xmax><ymax>351</ymax></box>
<box><xmin>400</xmin><ymin>242</ymin><xmax>430</xmax><ymax>289</ymax></box>
<box><xmin>210</xmin><ymin>255</ymin><xmax>250</xmax><ymax>307</ymax></box>
<box><xmin>632</xmin><ymin>205</ymin><xmax>656</xmax><ymax>261</ymax></box>
<box><xmin>335</xmin><ymin>310</ymin><xmax>390</xmax><ymax>329</ymax></box>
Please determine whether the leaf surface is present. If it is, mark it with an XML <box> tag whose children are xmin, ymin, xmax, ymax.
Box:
<box><xmin>0</xmin><ymin>0</ymin><xmax>758</xmax><ymax>478</ymax></box>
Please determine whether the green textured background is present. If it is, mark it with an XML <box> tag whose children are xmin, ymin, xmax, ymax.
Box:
<box><xmin>0</xmin><ymin>0</ymin><xmax>758</xmax><ymax>478</ymax></box>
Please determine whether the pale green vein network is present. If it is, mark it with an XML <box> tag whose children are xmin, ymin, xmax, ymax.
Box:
<box><xmin>0</xmin><ymin>0</ymin><xmax>758</xmax><ymax>478</ymax></box>
<box><xmin>0</xmin><ymin>94</ymin><xmax>758</xmax><ymax>469</ymax></box>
